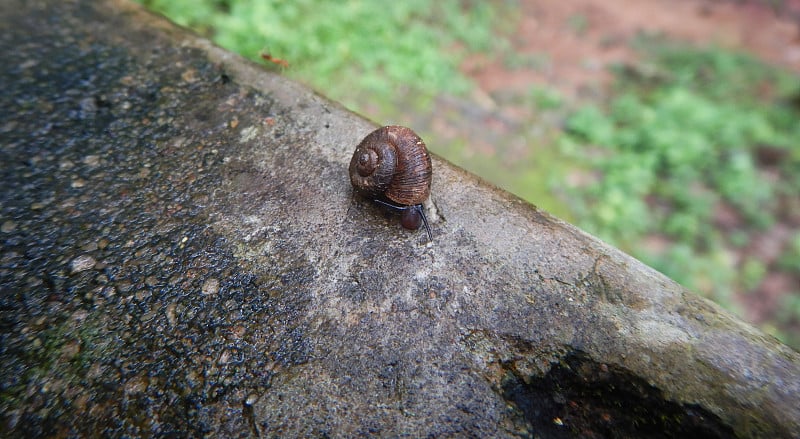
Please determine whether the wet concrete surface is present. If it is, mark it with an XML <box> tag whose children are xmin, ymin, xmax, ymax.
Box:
<box><xmin>0</xmin><ymin>1</ymin><xmax>798</xmax><ymax>437</ymax></box>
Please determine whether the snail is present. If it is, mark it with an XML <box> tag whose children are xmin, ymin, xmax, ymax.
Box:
<box><xmin>349</xmin><ymin>125</ymin><xmax>433</xmax><ymax>241</ymax></box>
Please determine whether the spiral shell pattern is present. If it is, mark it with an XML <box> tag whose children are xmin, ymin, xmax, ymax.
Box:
<box><xmin>349</xmin><ymin>125</ymin><xmax>431</xmax><ymax>206</ymax></box>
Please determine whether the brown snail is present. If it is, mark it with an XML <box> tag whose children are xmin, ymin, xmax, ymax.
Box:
<box><xmin>349</xmin><ymin>125</ymin><xmax>433</xmax><ymax>241</ymax></box>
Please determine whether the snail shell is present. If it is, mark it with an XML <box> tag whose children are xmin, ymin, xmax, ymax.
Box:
<box><xmin>349</xmin><ymin>125</ymin><xmax>432</xmax><ymax>232</ymax></box>
<box><xmin>349</xmin><ymin>125</ymin><xmax>432</xmax><ymax>206</ymax></box>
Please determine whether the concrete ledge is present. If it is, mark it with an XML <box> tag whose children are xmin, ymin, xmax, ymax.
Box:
<box><xmin>1</xmin><ymin>0</ymin><xmax>798</xmax><ymax>437</ymax></box>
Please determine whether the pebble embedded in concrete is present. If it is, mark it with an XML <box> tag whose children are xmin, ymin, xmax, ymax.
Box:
<box><xmin>70</xmin><ymin>255</ymin><xmax>97</xmax><ymax>274</ymax></box>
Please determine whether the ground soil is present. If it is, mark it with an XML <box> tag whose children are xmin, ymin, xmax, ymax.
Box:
<box><xmin>455</xmin><ymin>0</ymin><xmax>800</xmax><ymax>341</ymax></box>
<box><xmin>466</xmin><ymin>0</ymin><xmax>800</xmax><ymax>98</ymax></box>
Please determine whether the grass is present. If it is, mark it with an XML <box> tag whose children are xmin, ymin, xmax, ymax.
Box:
<box><xmin>140</xmin><ymin>0</ymin><xmax>512</xmax><ymax>121</ymax></box>
<box><xmin>559</xmin><ymin>40</ymin><xmax>800</xmax><ymax>319</ymax></box>
<box><xmin>137</xmin><ymin>0</ymin><xmax>800</xmax><ymax>349</ymax></box>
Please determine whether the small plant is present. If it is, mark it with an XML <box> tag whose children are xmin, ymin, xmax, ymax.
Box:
<box><xmin>567</xmin><ymin>14</ymin><xmax>589</xmax><ymax>36</ymax></box>
<box><xmin>778</xmin><ymin>232</ymin><xmax>800</xmax><ymax>272</ymax></box>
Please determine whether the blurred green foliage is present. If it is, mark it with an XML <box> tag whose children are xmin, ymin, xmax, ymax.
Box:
<box><xmin>140</xmin><ymin>0</ymin><xmax>509</xmax><ymax>118</ymax></box>
<box><xmin>560</xmin><ymin>41</ymin><xmax>800</xmax><ymax>324</ymax></box>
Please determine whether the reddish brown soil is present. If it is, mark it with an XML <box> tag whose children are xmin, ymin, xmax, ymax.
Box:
<box><xmin>465</xmin><ymin>0</ymin><xmax>800</xmax><ymax>98</ymax></box>
<box><xmin>456</xmin><ymin>0</ymin><xmax>800</xmax><ymax>342</ymax></box>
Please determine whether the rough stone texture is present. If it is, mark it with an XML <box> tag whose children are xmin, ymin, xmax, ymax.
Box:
<box><xmin>0</xmin><ymin>1</ymin><xmax>798</xmax><ymax>437</ymax></box>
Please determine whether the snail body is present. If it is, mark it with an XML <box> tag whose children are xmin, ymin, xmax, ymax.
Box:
<box><xmin>349</xmin><ymin>125</ymin><xmax>433</xmax><ymax>240</ymax></box>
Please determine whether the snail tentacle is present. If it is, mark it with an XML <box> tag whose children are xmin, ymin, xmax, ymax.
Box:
<box><xmin>373</xmin><ymin>199</ymin><xmax>432</xmax><ymax>242</ymax></box>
